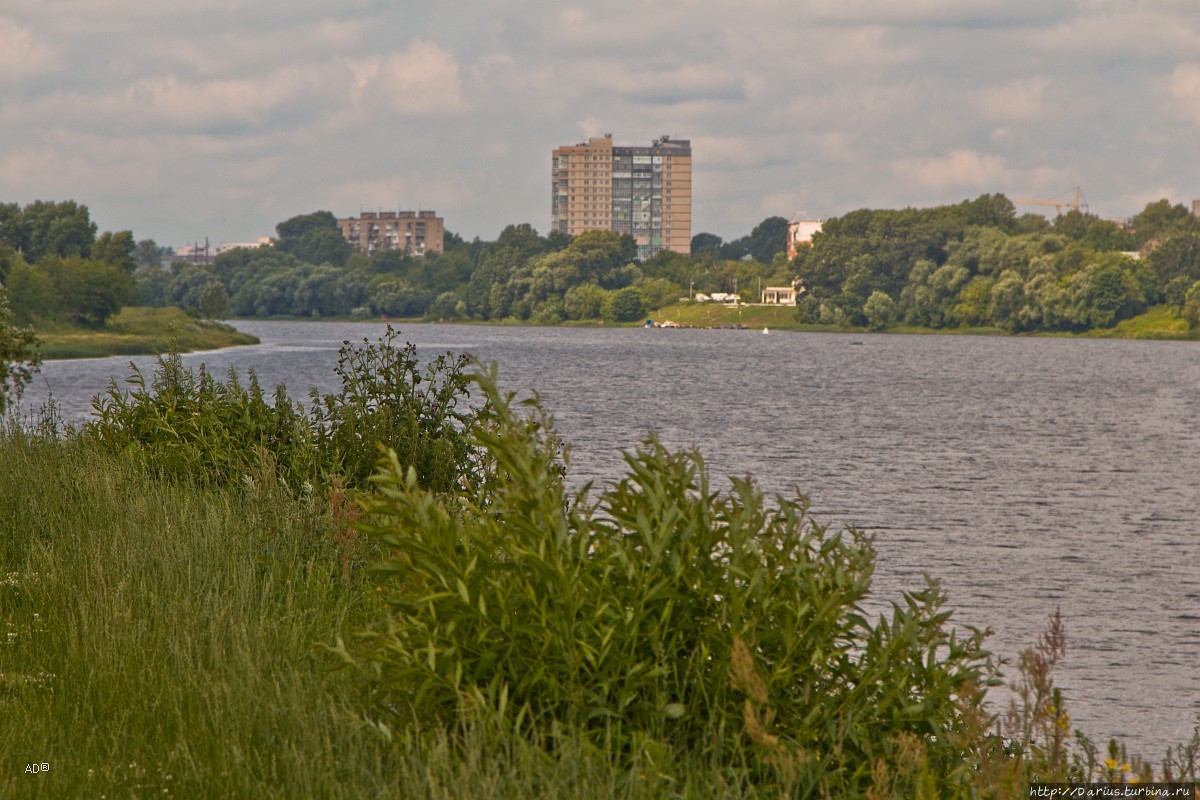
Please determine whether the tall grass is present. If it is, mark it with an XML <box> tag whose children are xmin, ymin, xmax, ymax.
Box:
<box><xmin>0</xmin><ymin>427</ymin><xmax>783</xmax><ymax>798</ymax></box>
<box><xmin>0</xmin><ymin>429</ymin><xmax>394</xmax><ymax>798</ymax></box>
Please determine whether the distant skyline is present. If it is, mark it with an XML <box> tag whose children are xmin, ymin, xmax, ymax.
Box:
<box><xmin>3</xmin><ymin>1</ymin><xmax>1200</xmax><ymax>248</ymax></box>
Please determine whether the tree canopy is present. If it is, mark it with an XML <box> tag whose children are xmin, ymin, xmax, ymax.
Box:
<box><xmin>8</xmin><ymin>196</ymin><xmax>1198</xmax><ymax>336</ymax></box>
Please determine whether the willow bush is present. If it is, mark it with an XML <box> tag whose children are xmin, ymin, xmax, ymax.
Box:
<box><xmin>343</xmin><ymin>369</ymin><xmax>996</xmax><ymax>796</ymax></box>
<box><xmin>86</xmin><ymin>326</ymin><xmax>481</xmax><ymax>494</ymax></box>
<box><xmin>307</xmin><ymin>329</ymin><xmax>480</xmax><ymax>493</ymax></box>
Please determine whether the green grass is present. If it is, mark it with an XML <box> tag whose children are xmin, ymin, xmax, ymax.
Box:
<box><xmin>1088</xmin><ymin>305</ymin><xmax>1199</xmax><ymax>340</ymax></box>
<box><xmin>0</xmin><ymin>432</ymin><xmax>389</xmax><ymax>798</ymax></box>
<box><xmin>647</xmin><ymin>302</ymin><xmax>820</xmax><ymax>330</ymax></box>
<box><xmin>647</xmin><ymin>302</ymin><xmax>1199</xmax><ymax>340</ymax></box>
<box><xmin>34</xmin><ymin>307</ymin><xmax>259</xmax><ymax>360</ymax></box>
<box><xmin>0</xmin><ymin>429</ymin><xmax>774</xmax><ymax>799</ymax></box>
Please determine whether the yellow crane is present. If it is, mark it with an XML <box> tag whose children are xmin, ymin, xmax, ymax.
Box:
<box><xmin>1013</xmin><ymin>186</ymin><xmax>1088</xmax><ymax>215</ymax></box>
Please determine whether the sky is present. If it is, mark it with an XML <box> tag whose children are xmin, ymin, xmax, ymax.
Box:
<box><xmin>3</xmin><ymin>0</ymin><xmax>1200</xmax><ymax>249</ymax></box>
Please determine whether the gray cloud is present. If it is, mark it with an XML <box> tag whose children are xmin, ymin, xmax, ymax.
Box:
<box><xmin>2</xmin><ymin>1</ymin><xmax>1199</xmax><ymax>245</ymax></box>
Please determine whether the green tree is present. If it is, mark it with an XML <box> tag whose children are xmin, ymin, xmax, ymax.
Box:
<box><xmin>635</xmin><ymin>276</ymin><xmax>684</xmax><ymax>311</ymax></box>
<box><xmin>273</xmin><ymin>211</ymin><xmax>353</xmax><ymax>267</ymax></box>
<box><xmin>863</xmin><ymin>290</ymin><xmax>897</xmax><ymax>330</ymax></box>
<box><xmin>1066</xmin><ymin>259</ymin><xmax>1145</xmax><ymax>329</ymax></box>
<box><xmin>1018</xmin><ymin>273</ymin><xmax>1072</xmax><ymax>331</ymax></box>
<box><xmin>531</xmin><ymin>298</ymin><xmax>565</xmax><ymax>325</ymax></box>
<box><xmin>1164</xmin><ymin>275</ymin><xmax>1192</xmax><ymax>309</ymax></box>
<box><xmin>565</xmin><ymin>229</ymin><xmax>637</xmax><ymax>286</ymax></box>
<box><xmin>961</xmin><ymin>193</ymin><xmax>1017</xmax><ymax>229</ymax></box>
<box><xmin>1132</xmin><ymin>199</ymin><xmax>1196</xmax><ymax>247</ymax></box>
<box><xmin>369</xmin><ymin>248</ymin><xmax>412</xmax><ymax>275</ymax></box>
<box><xmin>1182</xmin><ymin>281</ymin><xmax>1200</xmax><ymax>328</ymax></box>
<box><xmin>4</xmin><ymin>262</ymin><xmax>57</xmax><ymax>324</ymax></box>
<box><xmin>44</xmin><ymin>257</ymin><xmax>133</xmax><ymax>327</ymax></box>
<box><xmin>494</xmin><ymin>223</ymin><xmax>548</xmax><ymax>261</ymax></box>
<box><xmin>94</xmin><ymin>230</ymin><xmax>138</xmax><ymax>272</ymax></box>
<box><xmin>953</xmin><ymin>276</ymin><xmax>995</xmax><ymax>327</ymax></box>
<box><xmin>368</xmin><ymin>276</ymin><xmax>431</xmax><ymax>318</ymax></box>
<box><xmin>1146</xmin><ymin>231</ymin><xmax>1200</xmax><ymax>286</ymax></box>
<box><xmin>746</xmin><ymin>216</ymin><xmax>789</xmax><ymax>264</ymax></box>
<box><xmin>464</xmin><ymin>241</ymin><xmax>525</xmax><ymax>319</ymax></box>
<box><xmin>988</xmin><ymin>270</ymin><xmax>1027</xmax><ymax>332</ymax></box>
<box><xmin>0</xmin><ymin>202</ymin><xmax>26</xmax><ymax>254</ymax></box>
<box><xmin>604</xmin><ymin>286</ymin><xmax>644</xmax><ymax>322</ymax></box>
<box><xmin>0</xmin><ymin>285</ymin><xmax>40</xmax><ymax>414</ymax></box>
<box><xmin>289</xmin><ymin>226</ymin><xmax>353</xmax><ymax>267</ymax></box>
<box><xmin>275</xmin><ymin>210</ymin><xmax>339</xmax><ymax>243</ymax></box>
<box><xmin>718</xmin><ymin>237</ymin><xmax>749</xmax><ymax>261</ymax></box>
<box><xmin>945</xmin><ymin>226</ymin><xmax>1009</xmax><ymax>277</ymax></box>
<box><xmin>20</xmin><ymin>200</ymin><xmax>97</xmax><ymax>263</ymax></box>
<box><xmin>166</xmin><ymin>264</ymin><xmax>221</xmax><ymax>311</ymax></box>
<box><xmin>562</xmin><ymin>283</ymin><xmax>607</xmax><ymax>320</ymax></box>
<box><xmin>199</xmin><ymin>282</ymin><xmax>230</xmax><ymax>320</ymax></box>
<box><xmin>133</xmin><ymin>265</ymin><xmax>171</xmax><ymax>308</ymax></box>
<box><xmin>135</xmin><ymin>239</ymin><xmax>163</xmax><ymax>269</ymax></box>
<box><xmin>1051</xmin><ymin>210</ymin><xmax>1091</xmax><ymax>241</ymax></box>
<box><xmin>428</xmin><ymin>291</ymin><xmax>461</xmax><ymax>320</ymax></box>
<box><xmin>901</xmin><ymin>260</ymin><xmax>969</xmax><ymax>328</ymax></box>
<box><xmin>0</xmin><ymin>242</ymin><xmax>18</xmax><ymax>285</ymax></box>
<box><xmin>690</xmin><ymin>232</ymin><xmax>722</xmax><ymax>256</ymax></box>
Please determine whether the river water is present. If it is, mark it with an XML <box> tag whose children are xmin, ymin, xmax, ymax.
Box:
<box><xmin>17</xmin><ymin>320</ymin><xmax>1200</xmax><ymax>758</ymax></box>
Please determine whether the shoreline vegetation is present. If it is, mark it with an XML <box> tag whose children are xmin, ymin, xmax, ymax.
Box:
<box><xmin>7</xmin><ymin>196</ymin><xmax>1200</xmax><ymax>365</ymax></box>
<box><xmin>2</xmin><ymin>331</ymin><xmax>1197</xmax><ymax>798</ymax></box>
<box><xmin>30</xmin><ymin>299</ymin><xmax>1196</xmax><ymax>363</ymax></box>
<box><xmin>33</xmin><ymin>306</ymin><xmax>258</xmax><ymax>360</ymax></box>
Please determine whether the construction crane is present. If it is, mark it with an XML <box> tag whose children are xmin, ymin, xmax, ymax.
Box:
<box><xmin>1013</xmin><ymin>186</ymin><xmax>1088</xmax><ymax>215</ymax></box>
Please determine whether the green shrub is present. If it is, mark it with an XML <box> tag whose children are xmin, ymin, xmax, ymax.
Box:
<box><xmin>308</xmin><ymin>328</ymin><xmax>482</xmax><ymax>493</ymax></box>
<box><xmin>0</xmin><ymin>285</ymin><xmax>41</xmax><ymax>415</ymax></box>
<box><xmin>86</xmin><ymin>349</ymin><xmax>317</xmax><ymax>490</ymax></box>
<box><xmin>86</xmin><ymin>326</ymin><xmax>481</xmax><ymax>493</ymax></box>
<box><xmin>604</xmin><ymin>286</ymin><xmax>645</xmax><ymax>322</ymax></box>
<box><xmin>343</xmin><ymin>369</ymin><xmax>995</xmax><ymax>795</ymax></box>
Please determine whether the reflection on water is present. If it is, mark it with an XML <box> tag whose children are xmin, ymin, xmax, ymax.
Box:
<box><xmin>21</xmin><ymin>320</ymin><xmax>1200</xmax><ymax>757</ymax></box>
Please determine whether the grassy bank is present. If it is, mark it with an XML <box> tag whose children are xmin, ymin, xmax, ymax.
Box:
<box><xmin>1089</xmin><ymin>305</ymin><xmax>1198</xmax><ymax>340</ymax></box>
<box><xmin>0</xmin><ymin>430</ymin><xmax>775</xmax><ymax>799</ymax></box>
<box><xmin>647</xmin><ymin>302</ymin><xmax>808</xmax><ymax>330</ymax></box>
<box><xmin>34</xmin><ymin>306</ymin><xmax>258</xmax><ymax>360</ymax></box>
<box><xmin>4</xmin><ymin>425</ymin><xmax>1197</xmax><ymax>798</ymax></box>
<box><xmin>645</xmin><ymin>302</ymin><xmax>1199</xmax><ymax>339</ymax></box>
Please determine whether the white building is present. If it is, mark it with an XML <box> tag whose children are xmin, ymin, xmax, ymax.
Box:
<box><xmin>787</xmin><ymin>215</ymin><xmax>823</xmax><ymax>258</ymax></box>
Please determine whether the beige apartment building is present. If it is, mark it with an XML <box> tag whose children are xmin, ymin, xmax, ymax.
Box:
<box><xmin>337</xmin><ymin>210</ymin><xmax>444</xmax><ymax>256</ymax></box>
<box><xmin>551</xmin><ymin>134</ymin><xmax>692</xmax><ymax>260</ymax></box>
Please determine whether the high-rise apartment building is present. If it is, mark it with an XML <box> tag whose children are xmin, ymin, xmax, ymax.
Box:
<box><xmin>337</xmin><ymin>210</ymin><xmax>444</xmax><ymax>256</ymax></box>
<box><xmin>552</xmin><ymin>134</ymin><xmax>691</xmax><ymax>260</ymax></box>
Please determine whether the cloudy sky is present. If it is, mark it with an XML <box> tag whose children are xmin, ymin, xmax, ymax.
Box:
<box><xmin>3</xmin><ymin>0</ymin><xmax>1200</xmax><ymax>248</ymax></box>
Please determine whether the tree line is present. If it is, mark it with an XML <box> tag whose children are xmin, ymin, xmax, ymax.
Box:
<box><xmin>5</xmin><ymin>196</ymin><xmax>1200</xmax><ymax>336</ymax></box>
<box><xmin>0</xmin><ymin>200</ymin><xmax>143</xmax><ymax>328</ymax></box>
<box><xmin>796</xmin><ymin>194</ymin><xmax>1200</xmax><ymax>332</ymax></box>
<box><xmin>127</xmin><ymin>211</ymin><xmax>796</xmax><ymax>325</ymax></box>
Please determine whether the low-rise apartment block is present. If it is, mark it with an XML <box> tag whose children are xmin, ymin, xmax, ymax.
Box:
<box><xmin>338</xmin><ymin>210</ymin><xmax>444</xmax><ymax>256</ymax></box>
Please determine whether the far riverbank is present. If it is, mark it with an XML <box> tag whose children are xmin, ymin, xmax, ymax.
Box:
<box><xmin>36</xmin><ymin>306</ymin><xmax>259</xmax><ymax>360</ymax></box>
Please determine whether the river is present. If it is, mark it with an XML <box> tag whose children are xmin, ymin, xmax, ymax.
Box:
<box><xmin>17</xmin><ymin>320</ymin><xmax>1200</xmax><ymax>759</ymax></box>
